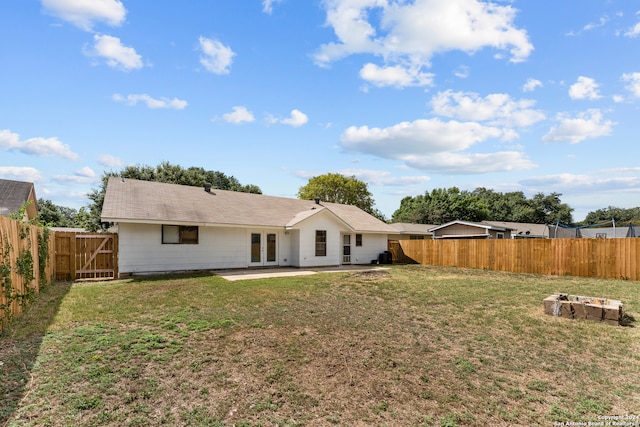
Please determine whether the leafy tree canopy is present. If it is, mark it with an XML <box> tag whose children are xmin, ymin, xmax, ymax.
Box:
<box><xmin>85</xmin><ymin>161</ymin><xmax>262</xmax><ymax>231</ymax></box>
<box><xmin>582</xmin><ymin>206</ymin><xmax>640</xmax><ymax>225</ymax></box>
<box><xmin>392</xmin><ymin>187</ymin><xmax>573</xmax><ymax>225</ymax></box>
<box><xmin>297</xmin><ymin>173</ymin><xmax>385</xmax><ymax>220</ymax></box>
<box><xmin>392</xmin><ymin>187</ymin><xmax>489</xmax><ymax>224</ymax></box>
<box><xmin>37</xmin><ymin>198</ymin><xmax>78</xmax><ymax>227</ymax></box>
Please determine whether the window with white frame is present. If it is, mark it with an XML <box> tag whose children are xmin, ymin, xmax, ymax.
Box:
<box><xmin>162</xmin><ymin>225</ymin><xmax>199</xmax><ymax>244</ymax></box>
<box><xmin>315</xmin><ymin>230</ymin><xmax>327</xmax><ymax>256</ymax></box>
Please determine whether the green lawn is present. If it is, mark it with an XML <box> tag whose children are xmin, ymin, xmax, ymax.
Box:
<box><xmin>1</xmin><ymin>265</ymin><xmax>639</xmax><ymax>426</ymax></box>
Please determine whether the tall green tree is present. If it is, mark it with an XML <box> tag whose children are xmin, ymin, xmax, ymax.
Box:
<box><xmin>37</xmin><ymin>198</ymin><xmax>79</xmax><ymax>227</ymax></box>
<box><xmin>472</xmin><ymin>188</ymin><xmax>535</xmax><ymax>222</ymax></box>
<box><xmin>529</xmin><ymin>192</ymin><xmax>573</xmax><ymax>224</ymax></box>
<box><xmin>392</xmin><ymin>187</ymin><xmax>489</xmax><ymax>224</ymax></box>
<box><xmin>393</xmin><ymin>187</ymin><xmax>573</xmax><ymax>225</ymax></box>
<box><xmin>297</xmin><ymin>173</ymin><xmax>385</xmax><ymax>220</ymax></box>
<box><xmin>583</xmin><ymin>206</ymin><xmax>640</xmax><ymax>225</ymax></box>
<box><xmin>84</xmin><ymin>161</ymin><xmax>262</xmax><ymax>231</ymax></box>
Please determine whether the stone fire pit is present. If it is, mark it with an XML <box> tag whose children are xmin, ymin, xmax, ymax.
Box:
<box><xmin>544</xmin><ymin>294</ymin><xmax>623</xmax><ymax>326</ymax></box>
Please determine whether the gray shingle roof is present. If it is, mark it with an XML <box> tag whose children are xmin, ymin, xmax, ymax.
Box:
<box><xmin>0</xmin><ymin>179</ymin><xmax>36</xmax><ymax>217</ymax></box>
<box><xmin>388</xmin><ymin>223</ymin><xmax>437</xmax><ymax>234</ymax></box>
<box><xmin>101</xmin><ymin>177</ymin><xmax>394</xmax><ymax>234</ymax></box>
<box><xmin>482</xmin><ymin>221</ymin><xmax>549</xmax><ymax>238</ymax></box>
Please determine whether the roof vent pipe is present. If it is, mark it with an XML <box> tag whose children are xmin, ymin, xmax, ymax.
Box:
<box><xmin>204</xmin><ymin>183</ymin><xmax>212</xmax><ymax>193</ymax></box>
<box><xmin>314</xmin><ymin>198</ymin><xmax>320</xmax><ymax>205</ymax></box>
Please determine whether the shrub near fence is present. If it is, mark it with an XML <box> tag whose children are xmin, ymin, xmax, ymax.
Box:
<box><xmin>0</xmin><ymin>216</ymin><xmax>56</xmax><ymax>332</ymax></box>
<box><xmin>389</xmin><ymin>238</ymin><xmax>640</xmax><ymax>281</ymax></box>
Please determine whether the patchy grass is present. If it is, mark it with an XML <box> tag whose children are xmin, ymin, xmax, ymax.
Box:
<box><xmin>1</xmin><ymin>266</ymin><xmax>639</xmax><ymax>426</ymax></box>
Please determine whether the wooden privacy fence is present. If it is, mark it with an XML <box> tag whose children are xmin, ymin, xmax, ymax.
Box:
<box><xmin>0</xmin><ymin>216</ymin><xmax>56</xmax><ymax>332</ymax></box>
<box><xmin>389</xmin><ymin>238</ymin><xmax>640</xmax><ymax>281</ymax></box>
<box><xmin>54</xmin><ymin>232</ymin><xmax>118</xmax><ymax>281</ymax></box>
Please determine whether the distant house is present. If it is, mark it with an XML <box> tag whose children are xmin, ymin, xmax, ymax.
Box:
<box><xmin>428</xmin><ymin>220</ymin><xmax>512</xmax><ymax>239</ymax></box>
<box><xmin>101</xmin><ymin>178</ymin><xmax>396</xmax><ymax>275</ymax></box>
<box><xmin>388</xmin><ymin>223</ymin><xmax>435</xmax><ymax>240</ymax></box>
<box><xmin>482</xmin><ymin>221</ymin><xmax>549</xmax><ymax>239</ymax></box>
<box><xmin>0</xmin><ymin>179</ymin><xmax>38</xmax><ymax>221</ymax></box>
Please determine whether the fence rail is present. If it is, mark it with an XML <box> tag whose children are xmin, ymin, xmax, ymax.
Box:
<box><xmin>389</xmin><ymin>238</ymin><xmax>640</xmax><ymax>281</ymax></box>
<box><xmin>0</xmin><ymin>216</ymin><xmax>56</xmax><ymax>332</ymax></box>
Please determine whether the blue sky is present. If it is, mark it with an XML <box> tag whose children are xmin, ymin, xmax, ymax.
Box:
<box><xmin>1</xmin><ymin>0</ymin><xmax>639</xmax><ymax>222</ymax></box>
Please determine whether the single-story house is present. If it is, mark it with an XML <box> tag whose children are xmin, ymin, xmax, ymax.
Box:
<box><xmin>482</xmin><ymin>221</ymin><xmax>549</xmax><ymax>239</ymax></box>
<box><xmin>388</xmin><ymin>223</ymin><xmax>435</xmax><ymax>240</ymax></box>
<box><xmin>0</xmin><ymin>179</ymin><xmax>38</xmax><ymax>221</ymax></box>
<box><xmin>428</xmin><ymin>220</ymin><xmax>512</xmax><ymax>239</ymax></box>
<box><xmin>101</xmin><ymin>177</ymin><xmax>396</xmax><ymax>275</ymax></box>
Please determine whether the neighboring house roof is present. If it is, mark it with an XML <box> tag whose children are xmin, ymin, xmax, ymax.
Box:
<box><xmin>388</xmin><ymin>223</ymin><xmax>436</xmax><ymax>235</ymax></box>
<box><xmin>0</xmin><ymin>179</ymin><xmax>38</xmax><ymax>220</ymax></box>
<box><xmin>428</xmin><ymin>220</ymin><xmax>510</xmax><ymax>233</ymax></box>
<box><xmin>482</xmin><ymin>221</ymin><xmax>549</xmax><ymax>238</ymax></box>
<box><xmin>49</xmin><ymin>227</ymin><xmax>89</xmax><ymax>233</ymax></box>
<box><xmin>101</xmin><ymin>177</ymin><xmax>395</xmax><ymax>234</ymax></box>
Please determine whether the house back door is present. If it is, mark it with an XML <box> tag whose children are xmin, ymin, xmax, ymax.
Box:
<box><xmin>342</xmin><ymin>234</ymin><xmax>351</xmax><ymax>264</ymax></box>
<box><xmin>249</xmin><ymin>231</ymin><xmax>278</xmax><ymax>267</ymax></box>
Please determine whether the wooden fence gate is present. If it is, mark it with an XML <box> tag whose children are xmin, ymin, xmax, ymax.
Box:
<box><xmin>55</xmin><ymin>232</ymin><xmax>118</xmax><ymax>280</ymax></box>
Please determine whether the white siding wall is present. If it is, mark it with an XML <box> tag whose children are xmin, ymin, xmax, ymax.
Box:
<box><xmin>117</xmin><ymin>219</ymin><xmax>388</xmax><ymax>273</ymax></box>
<box><xmin>293</xmin><ymin>214</ymin><xmax>344</xmax><ymax>268</ymax></box>
<box><xmin>118</xmin><ymin>223</ymin><xmax>290</xmax><ymax>274</ymax></box>
<box><xmin>350</xmin><ymin>233</ymin><xmax>388</xmax><ymax>264</ymax></box>
<box><xmin>288</xmin><ymin>229</ymin><xmax>300</xmax><ymax>266</ymax></box>
<box><xmin>279</xmin><ymin>232</ymin><xmax>292</xmax><ymax>266</ymax></box>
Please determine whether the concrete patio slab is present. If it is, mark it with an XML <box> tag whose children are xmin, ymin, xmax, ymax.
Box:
<box><xmin>214</xmin><ymin>265</ymin><xmax>389</xmax><ymax>281</ymax></box>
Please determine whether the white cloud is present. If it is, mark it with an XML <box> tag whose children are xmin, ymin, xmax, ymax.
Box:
<box><xmin>85</xmin><ymin>34</ymin><xmax>143</xmax><ymax>71</ymax></box>
<box><xmin>53</xmin><ymin>166</ymin><xmax>97</xmax><ymax>183</ymax></box>
<box><xmin>314</xmin><ymin>0</ymin><xmax>533</xmax><ymax>83</ymax></box>
<box><xmin>523</xmin><ymin>78</ymin><xmax>542</xmax><ymax>92</ymax></box>
<box><xmin>430</xmin><ymin>90</ymin><xmax>545</xmax><ymax>127</ymax></box>
<box><xmin>621</xmin><ymin>72</ymin><xmax>640</xmax><ymax>97</ymax></box>
<box><xmin>280</xmin><ymin>109</ymin><xmax>309</xmax><ymax>127</ymax></box>
<box><xmin>268</xmin><ymin>109</ymin><xmax>309</xmax><ymax>127</ymax></box>
<box><xmin>0</xmin><ymin>166</ymin><xmax>44</xmax><ymax>183</ymax></box>
<box><xmin>569</xmin><ymin>76</ymin><xmax>602</xmax><ymax>100</ymax></box>
<box><xmin>453</xmin><ymin>65</ymin><xmax>470</xmax><ymax>79</ymax></box>
<box><xmin>406</xmin><ymin>151</ymin><xmax>536</xmax><ymax>174</ymax></box>
<box><xmin>75</xmin><ymin>166</ymin><xmax>95</xmax><ymax>177</ymax></box>
<box><xmin>341</xmin><ymin>119</ymin><xmax>510</xmax><ymax>158</ymax></box>
<box><xmin>612</xmin><ymin>94</ymin><xmax>625</xmax><ymax>103</ymax></box>
<box><xmin>223</xmin><ymin>106</ymin><xmax>255</xmax><ymax>124</ymax></box>
<box><xmin>98</xmin><ymin>154</ymin><xmax>124</xmax><ymax>167</ymax></box>
<box><xmin>339</xmin><ymin>168</ymin><xmax>431</xmax><ymax>186</ymax></box>
<box><xmin>520</xmin><ymin>172</ymin><xmax>640</xmax><ymax>193</ymax></box>
<box><xmin>42</xmin><ymin>0</ymin><xmax>126</xmax><ymax>31</ymax></box>
<box><xmin>583</xmin><ymin>15</ymin><xmax>609</xmax><ymax>32</ymax></box>
<box><xmin>262</xmin><ymin>0</ymin><xmax>282</xmax><ymax>14</ymax></box>
<box><xmin>624</xmin><ymin>13</ymin><xmax>640</xmax><ymax>37</ymax></box>
<box><xmin>112</xmin><ymin>93</ymin><xmax>188</xmax><ymax>109</ymax></box>
<box><xmin>542</xmin><ymin>109</ymin><xmax>614</xmax><ymax>144</ymax></box>
<box><xmin>359</xmin><ymin>63</ymin><xmax>434</xmax><ymax>88</ymax></box>
<box><xmin>339</xmin><ymin>118</ymin><xmax>533</xmax><ymax>173</ymax></box>
<box><xmin>294</xmin><ymin>168</ymin><xmax>431</xmax><ymax>187</ymax></box>
<box><xmin>198</xmin><ymin>36</ymin><xmax>235</xmax><ymax>75</ymax></box>
<box><xmin>0</xmin><ymin>129</ymin><xmax>79</xmax><ymax>160</ymax></box>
